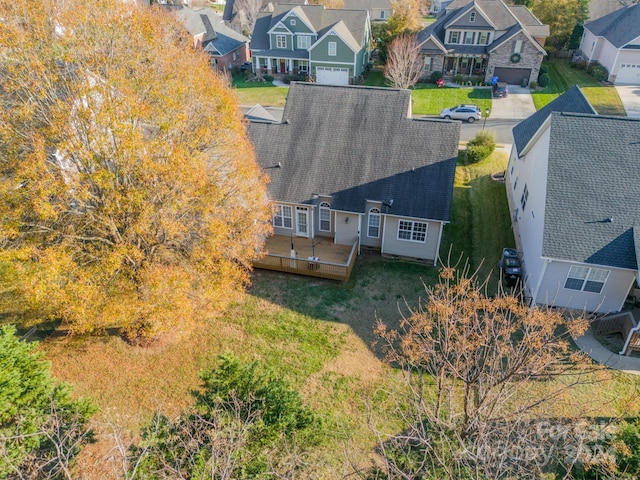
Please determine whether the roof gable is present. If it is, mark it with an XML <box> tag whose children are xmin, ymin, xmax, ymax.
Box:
<box><xmin>542</xmin><ymin>113</ymin><xmax>640</xmax><ymax>269</ymax></box>
<box><xmin>247</xmin><ymin>83</ymin><xmax>460</xmax><ymax>221</ymax></box>
<box><xmin>174</xmin><ymin>7</ymin><xmax>248</xmax><ymax>57</ymax></box>
<box><xmin>512</xmin><ymin>86</ymin><xmax>596</xmax><ymax>154</ymax></box>
<box><xmin>585</xmin><ymin>4</ymin><xmax>640</xmax><ymax>48</ymax></box>
<box><xmin>310</xmin><ymin>21</ymin><xmax>360</xmax><ymax>53</ymax></box>
<box><xmin>445</xmin><ymin>3</ymin><xmax>495</xmax><ymax>29</ymax></box>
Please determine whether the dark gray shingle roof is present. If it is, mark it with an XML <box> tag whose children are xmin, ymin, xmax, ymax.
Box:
<box><xmin>247</xmin><ymin>83</ymin><xmax>460</xmax><ymax>221</ymax></box>
<box><xmin>542</xmin><ymin>113</ymin><xmax>640</xmax><ymax>269</ymax></box>
<box><xmin>512</xmin><ymin>86</ymin><xmax>595</xmax><ymax>154</ymax></box>
<box><xmin>585</xmin><ymin>4</ymin><xmax>640</xmax><ymax>48</ymax></box>
<box><xmin>174</xmin><ymin>7</ymin><xmax>248</xmax><ymax>56</ymax></box>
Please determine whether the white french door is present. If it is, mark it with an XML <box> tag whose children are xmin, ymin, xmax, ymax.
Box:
<box><xmin>296</xmin><ymin>207</ymin><xmax>309</xmax><ymax>237</ymax></box>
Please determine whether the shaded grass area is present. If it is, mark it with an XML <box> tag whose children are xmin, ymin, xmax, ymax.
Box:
<box><xmin>531</xmin><ymin>59</ymin><xmax>625</xmax><ymax>115</ymax></box>
<box><xmin>232</xmin><ymin>77</ymin><xmax>288</xmax><ymax>107</ymax></box>
<box><xmin>441</xmin><ymin>149</ymin><xmax>514</xmax><ymax>294</ymax></box>
<box><xmin>362</xmin><ymin>69</ymin><xmax>386</xmax><ymax>86</ymax></box>
<box><xmin>412</xmin><ymin>84</ymin><xmax>492</xmax><ymax>116</ymax></box>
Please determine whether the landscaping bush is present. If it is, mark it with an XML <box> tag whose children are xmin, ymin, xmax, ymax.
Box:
<box><xmin>466</xmin><ymin>131</ymin><xmax>496</xmax><ymax>163</ymax></box>
<box><xmin>529</xmin><ymin>81</ymin><xmax>537</xmax><ymax>89</ymax></box>
<box><xmin>467</xmin><ymin>145</ymin><xmax>492</xmax><ymax>163</ymax></box>
<box><xmin>572</xmin><ymin>59</ymin><xmax>588</xmax><ymax>70</ymax></box>
<box><xmin>454</xmin><ymin>74</ymin><xmax>463</xmax><ymax>84</ymax></box>
<box><xmin>538</xmin><ymin>73</ymin><xmax>550</xmax><ymax>87</ymax></box>
<box><xmin>587</xmin><ymin>61</ymin><xmax>609</xmax><ymax>82</ymax></box>
<box><xmin>263</xmin><ymin>74</ymin><xmax>274</xmax><ymax>82</ymax></box>
<box><xmin>539</xmin><ymin>64</ymin><xmax>548</xmax><ymax>75</ymax></box>
<box><xmin>430</xmin><ymin>70</ymin><xmax>443</xmax><ymax>83</ymax></box>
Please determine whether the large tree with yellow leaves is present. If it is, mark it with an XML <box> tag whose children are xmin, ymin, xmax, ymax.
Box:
<box><xmin>0</xmin><ymin>0</ymin><xmax>271</xmax><ymax>341</ymax></box>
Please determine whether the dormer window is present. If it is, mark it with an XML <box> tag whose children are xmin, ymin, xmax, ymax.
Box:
<box><xmin>449</xmin><ymin>31</ymin><xmax>459</xmax><ymax>43</ymax></box>
<box><xmin>470</xmin><ymin>12</ymin><xmax>475</xmax><ymax>22</ymax></box>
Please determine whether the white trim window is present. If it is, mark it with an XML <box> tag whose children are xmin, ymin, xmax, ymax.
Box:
<box><xmin>319</xmin><ymin>202</ymin><xmax>331</xmax><ymax>231</ymax></box>
<box><xmin>464</xmin><ymin>31</ymin><xmax>475</xmax><ymax>45</ymax></box>
<box><xmin>424</xmin><ymin>55</ymin><xmax>432</xmax><ymax>70</ymax></box>
<box><xmin>478</xmin><ymin>32</ymin><xmax>489</xmax><ymax>45</ymax></box>
<box><xmin>470</xmin><ymin>12</ymin><xmax>476</xmax><ymax>22</ymax></box>
<box><xmin>397</xmin><ymin>220</ymin><xmax>427</xmax><ymax>242</ymax></box>
<box><xmin>449</xmin><ymin>31</ymin><xmax>459</xmax><ymax>43</ymax></box>
<box><xmin>328</xmin><ymin>41</ymin><xmax>337</xmax><ymax>56</ymax></box>
<box><xmin>297</xmin><ymin>35</ymin><xmax>311</xmax><ymax>49</ymax></box>
<box><xmin>367</xmin><ymin>208</ymin><xmax>380</xmax><ymax>238</ymax></box>
<box><xmin>520</xmin><ymin>184</ymin><xmax>529</xmax><ymax>210</ymax></box>
<box><xmin>564</xmin><ymin>266</ymin><xmax>610</xmax><ymax>294</ymax></box>
<box><xmin>290</xmin><ymin>19</ymin><xmax>296</xmax><ymax>26</ymax></box>
<box><xmin>514</xmin><ymin>40</ymin><xmax>522</xmax><ymax>54</ymax></box>
<box><xmin>274</xmin><ymin>205</ymin><xmax>293</xmax><ymax>228</ymax></box>
<box><xmin>276</xmin><ymin>35</ymin><xmax>286</xmax><ymax>49</ymax></box>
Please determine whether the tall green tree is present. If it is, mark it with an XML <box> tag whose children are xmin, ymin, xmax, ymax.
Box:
<box><xmin>127</xmin><ymin>353</ymin><xmax>319</xmax><ymax>479</ymax></box>
<box><xmin>532</xmin><ymin>0</ymin><xmax>590</xmax><ymax>50</ymax></box>
<box><xmin>0</xmin><ymin>0</ymin><xmax>272</xmax><ymax>342</ymax></box>
<box><xmin>0</xmin><ymin>326</ymin><xmax>95</xmax><ymax>479</ymax></box>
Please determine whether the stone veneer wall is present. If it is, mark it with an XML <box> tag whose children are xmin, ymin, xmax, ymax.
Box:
<box><xmin>421</xmin><ymin>54</ymin><xmax>445</xmax><ymax>80</ymax></box>
<box><xmin>485</xmin><ymin>31</ymin><xmax>544</xmax><ymax>84</ymax></box>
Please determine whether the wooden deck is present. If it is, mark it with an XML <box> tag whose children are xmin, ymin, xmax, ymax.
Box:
<box><xmin>253</xmin><ymin>235</ymin><xmax>358</xmax><ymax>281</ymax></box>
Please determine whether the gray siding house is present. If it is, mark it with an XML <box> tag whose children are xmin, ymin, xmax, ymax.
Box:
<box><xmin>506</xmin><ymin>86</ymin><xmax>640</xmax><ymax>313</ymax></box>
<box><xmin>249</xmin><ymin>4</ymin><xmax>372</xmax><ymax>85</ymax></box>
<box><xmin>417</xmin><ymin>0</ymin><xmax>548</xmax><ymax>85</ymax></box>
<box><xmin>247</xmin><ymin>83</ymin><xmax>460</xmax><ymax>270</ymax></box>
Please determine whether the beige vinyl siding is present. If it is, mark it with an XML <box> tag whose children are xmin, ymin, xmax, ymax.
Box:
<box><xmin>535</xmin><ymin>261</ymin><xmax>635</xmax><ymax>313</ymax></box>
<box><xmin>334</xmin><ymin>212</ymin><xmax>360</xmax><ymax>245</ymax></box>
<box><xmin>381</xmin><ymin>216</ymin><xmax>441</xmax><ymax>261</ymax></box>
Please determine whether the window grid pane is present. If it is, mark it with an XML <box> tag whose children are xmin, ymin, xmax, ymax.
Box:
<box><xmin>368</xmin><ymin>208</ymin><xmax>380</xmax><ymax>238</ymax></box>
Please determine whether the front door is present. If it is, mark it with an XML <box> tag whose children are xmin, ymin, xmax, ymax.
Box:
<box><xmin>296</xmin><ymin>207</ymin><xmax>309</xmax><ymax>237</ymax></box>
<box><xmin>280</xmin><ymin>61</ymin><xmax>286</xmax><ymax>73</ymax></box>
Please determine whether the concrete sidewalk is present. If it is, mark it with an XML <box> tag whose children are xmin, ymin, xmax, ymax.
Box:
<box><xmin>574</xmin><ymin>326</ymin><xmax>640</xmax><ymax>375</ymax></box>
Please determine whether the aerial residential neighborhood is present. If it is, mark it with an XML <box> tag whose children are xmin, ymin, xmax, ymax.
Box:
<box><xmin>4</xmin><ymin>0</ymin><xmax>640</xmax><ymax>478</ymax></box>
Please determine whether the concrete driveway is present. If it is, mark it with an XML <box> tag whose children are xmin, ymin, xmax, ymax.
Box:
<box><xmin>615</xmin><ymin>85</ymin><xmax>640</xmax><ymax>118</ymax></box>
<box><xmin>489</xmin><ymin>84</ymin><xmax>536</xmax><ymax>120</ymax></box>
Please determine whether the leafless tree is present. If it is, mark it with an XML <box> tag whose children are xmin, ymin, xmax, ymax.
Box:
<box><xmin>384</xmin><ymin>34</ymin><xmax>425</xmax><ymax>89</ymax></box>
<box><xmin>368</xmin><ymin>266</ymin><xmax>610</xmax><ymax>479</ymax></box>
<box><xmin>233</xmin><ymin>0</ymin><xmax>264</xmax><ymax>34</ymax></box>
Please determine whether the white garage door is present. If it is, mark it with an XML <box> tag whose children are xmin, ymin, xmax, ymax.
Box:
<box><xmin>616</xmin><ymin>63</ymin><xmax>640</xmax><ymax>85</ymax></box>
<box><xmin>316</xmin><ymin>67</ymin><xmax>349</xmax><ymax>86</ymax></box>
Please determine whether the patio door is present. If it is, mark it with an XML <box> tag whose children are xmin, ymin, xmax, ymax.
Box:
<box><xmin>296</xmin><ymin>207</ymin><xmax>309</xmax><ymax>237</ymax></box>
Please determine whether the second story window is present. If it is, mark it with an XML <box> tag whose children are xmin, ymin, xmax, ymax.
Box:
<box><xmin>448</xmin><ymin>31</ymin><xmax>459</xmax><ymax>43</ymax></box>
<box><xmin>478</xmin><ymin>32</ymin><xmax>489</xmax><ymax>44</ymax></box>
<box><xmin>520</xmin><ymin>184</ymin><xmax>529</xmax><ymax>210</ymax></box>
<box><xmin>464</xmin><ymin>32</ymin><xmax>475</xmax><ymax>44</ymax></box>
<box><xmin>297</xmin><ymin>35</ymin><xmax>311</xmax><ymax>49</ymax></box>
<box><xmin>470</xmin><ymin>12</ymin><xmax>476</xmax><ymax>22</ymax></box>
<box><xmin>514</xmin><ymin>40</ymin><xmax>522</xmax><ymax>54</ymax></box>
<box><xmin>276</xmin><ymin>35</ymin><xmax>286</xmax><ymax>49</ymax></box>
<box><xmin>328</xmin><ymin>41</ymin><xmax>337</xmax><ymax>56</ymax></box>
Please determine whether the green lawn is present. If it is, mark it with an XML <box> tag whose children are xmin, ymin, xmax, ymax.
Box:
<box><xmin>232</xmin><ymin>77</ymin><xmax>288</xmax><ymax>107</ymax></box>
<box><xmin>441</xmin><ymin>149</ymin><xmax>514</xmax><ymax>292</ymax></box>
<box><xmin>412</xmin><ymin>84</ymin><xmax>492</xmax><ymax>116</ymax></box>
<box><xmin>532</xmin><ymin>59</ymin><xmax>625</xmax><ymax>115</ymax></box>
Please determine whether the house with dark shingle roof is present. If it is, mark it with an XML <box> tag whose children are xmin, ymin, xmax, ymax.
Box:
<box><xmin>174</xmin><ymin>6</ymin><xmax>250</xmax><ymax>71</ymax></box>
<box><xmin>246</xmin><ymin>83</ymin><xmax>460</xmax><ymax>273</ymax></box>
<box><xmin>506</xmin><ymin>86</ymin><xmax>640</xmax><ymax>313</ymax></box>
<box><xmin>417</xmin><ymin>0</ymin><xmax>548</xmax><ymax>85</ymax></box>
<box><xmin>250</xmin><ymin>4</ymin><xmax>372</xmax><ymax>85</ymax></box>
<box><xmin>579</xmin><ymin>3</ymin><xmax>640</xmax><ymax>84</ymax></box>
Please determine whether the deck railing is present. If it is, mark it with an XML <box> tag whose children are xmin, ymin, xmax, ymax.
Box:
<box><xmin>254</xmin><ymin>238</ymin><xmax>358</xmax><ymax>281</ymax></box>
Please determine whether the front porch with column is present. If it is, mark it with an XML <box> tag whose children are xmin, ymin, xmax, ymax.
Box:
<box><xmin>443</xmin><ymin>54</ymin><xmax>488</xmax><ymax>78</ymax></box>
<box><xmin>253</xmin><ymin>56</ymin><xmax>309</xmax><ymax>75</ymax></box>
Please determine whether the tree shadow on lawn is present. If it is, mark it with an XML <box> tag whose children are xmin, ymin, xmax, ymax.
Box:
<box><xmin>248</xmin><ymin>254</ymin><xmax>440</xmax><ymax>359</ymax></box>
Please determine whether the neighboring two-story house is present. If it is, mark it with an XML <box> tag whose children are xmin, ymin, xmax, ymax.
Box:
<box><xmin>417</xmin><ymin>0</ymin><xmax>548</xmax><ymax>85</ymax></box>
<box><xmin>175</xmin><ymin>6</ymin><xmax>250</xmax><ymax>70</ymax></box>
<box><xmin>506</xmin><ymin>86</ymin><xmax>640</xmax><ymax>314</ymax></box>
<box><xmin>343</xmin><ymin>0</ymin><xmax>392</xmax><ymax>22</ymax></box>
<box><xmin>246</xmin><ymin>83</ymin><xmax>460</xmax><ymax>276</ymax></box>
<box><xmin>579</xmin><ymin>3</ymin><xmax>640</xmax><ymax>85</ymax></box>
<box><xmin>250</xmin><ymin>4</ymin><xmax>372</xmax><ymax>85</ymax></box>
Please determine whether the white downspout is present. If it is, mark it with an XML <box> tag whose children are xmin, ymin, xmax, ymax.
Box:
<box><xmin>532</xmin><ymin>258</ymin><xmax>550</xmax><ymax>307</ymax></box>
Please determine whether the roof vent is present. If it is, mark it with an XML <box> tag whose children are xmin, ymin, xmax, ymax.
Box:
<box><xmin>277</xmin><ymin>162</ymin><xmax>282</xmax><ymax>168</ymax></box>
<box><xmin>605</xmin><ymin>216</ymin><xmax>613</xmax><ymax>223</ymax></box>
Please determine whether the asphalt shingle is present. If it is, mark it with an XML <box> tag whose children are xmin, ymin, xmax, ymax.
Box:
<box><xmin>247</xmin><ymin>83</ymin><xmax>460</xmax><ymax>222</ymax></box>
<box><xmin>585</xmin><ymin>4</ymin><xmax>640</xmax><ymax>48</ymax></box>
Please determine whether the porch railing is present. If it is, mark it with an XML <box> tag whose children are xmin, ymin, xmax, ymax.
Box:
<box><xmin>253</xmin><ymin>238</ymin><xmax>358</xmax><ymax>281</ymax></box>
